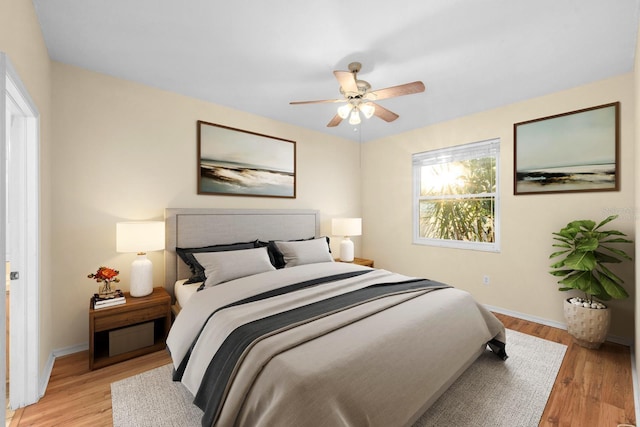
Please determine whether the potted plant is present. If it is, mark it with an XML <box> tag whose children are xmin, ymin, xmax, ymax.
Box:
<box><xmin>549</xmin><ymin>215</ymin><xmax>632</xmax><ymax>349</ymax></box>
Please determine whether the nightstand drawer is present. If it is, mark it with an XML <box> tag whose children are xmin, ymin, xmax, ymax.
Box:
<box><xmin>94</xmin><ymin>304</ymin><xmax>168</xmax><ymax>332</ymax></box>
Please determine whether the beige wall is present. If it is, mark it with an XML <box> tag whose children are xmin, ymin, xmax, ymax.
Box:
<box><xmin>50</xmin><ymin>62</ymin><xmax>361</xmax><ymax>349</ymax></box>
<box><xmin>0</xmin><ymin>0</ymin><xmax>54</xmax><ymax>375</ymax></box>
<box><xmin>362</xmin><ymin>74</ymin><xmax>636</xmax><ymax>340</ymax></box>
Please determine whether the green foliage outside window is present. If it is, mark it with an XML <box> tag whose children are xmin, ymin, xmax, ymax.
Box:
<box><xmin>418</xmin><ymin>157</ymin><xmax>496</xmax><ymax>243</ymax></box>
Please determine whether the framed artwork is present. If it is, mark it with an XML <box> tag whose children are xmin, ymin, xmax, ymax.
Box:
<box><xmin>197</xmin><ymin>121</ymin><xmax>296</xmax><ymax>198</ymax></box>
<box><xmin>514</xmin><ymin>102</ymin><xmax>619</xmax><ymax>195</ymax></box>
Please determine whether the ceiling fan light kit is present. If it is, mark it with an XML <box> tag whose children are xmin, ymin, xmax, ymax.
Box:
<box><xmin>360</xmin><ymin>102</ymin><xmax>375</xmax><ymax>119</ymax></box>
<box><xmin>290</xmin><ymin>61</ymin><xmax>425</xmax><ymax>128</ymax></box>
<box><xmin>337</xmin><ymin>104</ymin><xmax>352</xmax><ymax>119</ymax></box>
<box><xmin>348</xmin><ymin>109</ymin><xmax>361</xmax><ymax>125</ymax></box>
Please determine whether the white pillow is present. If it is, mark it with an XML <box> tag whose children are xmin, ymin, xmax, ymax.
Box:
<box><xmin>193</xmin><ymin>247</ymin><xmax>275</xmax><ymax>287</ymax></box>
<box><xmin>274</xmin><ymin>237</ymin><xmax>334</xmax><ymax>268</ymax></box>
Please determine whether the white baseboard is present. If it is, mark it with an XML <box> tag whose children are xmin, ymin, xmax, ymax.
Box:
<box><xmin>53</xmin><ymin>342</ymin><xmax>89</xmax><ymax>358</ymax></box>
<box><xmin>39</xmin><ymin>342</ymin><xmax>89</xmax><ymax>398</ymax></box>
<box><xmin>484</xmin><ymin>303</ymin><xmax>633</xmax><ymax>346</ymax></box>
<box><xmin>38</xmin><ymin>352</ymin><xmax>54</xmax><ymax>399</ymax></box>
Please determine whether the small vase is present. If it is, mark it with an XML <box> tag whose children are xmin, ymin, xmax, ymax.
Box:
<box><xmin>98</xmin><ymin>280</ymin><xmax>114</xmax><ymax>297</ymax></box>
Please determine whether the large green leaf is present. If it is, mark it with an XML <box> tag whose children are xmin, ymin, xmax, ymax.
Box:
<box><xmin>554</xmin><ymin>228</ymin><xmax>578</xmax><ymax>239</ymax></box>
<box><xmin>549</xmin><ymin>269</ymin><xmax>574</xmax><ymax>277</ymax></box>
<box><xmin>558</xmin><ymin>271</ymin><xmax>592</xmax><ymax>292</ymax></box>
<box><xmin>569</xmin><ymin>219</ymin><xmax>596</xmax><ymax>231</ymax></box>
<box><xmin>549</xmin><ymin>249</ymin><xmax>571</xmax><ymax>259</ymax></box>
<box><xmin>599</xmin><ymin>263</ymin><xmax>623</xmax><ymax>285</ymax></box>
<box><xmin>594</xmin><ymin>251</ymin><xmax>623</xmax><ymax>264</ymax></box>
<box><xmin>550</xmin><ymin>259</ymin><xmax>570</xmax><ymax>269</ymax></box>
<box><xmin>600</xmin><ymin>245</ymin><xmax>633</xmax><ymax>261</ymax></box>
<box><xmin>599</xmin><ymin>274</ymin><xmax>628</xmax><ymax>299</ymax></box>
<box><xmin>575</xmin><ymin>237</ymin><xmax>598</xmax><ymax>251</ymax></box>
<box><xmin>563</xmin><ymin>251</ymin><xmax>597</xmax><ymax>271</ymax></box>
<box><xmin>594</xmin><ymin>215</ymin><xmax>618</xmax><ymax>230</ymax></box>
<box><xmin>599</xmin><ymin>231</ymin><xmax>629</xmax><ymax>238</ymax></box>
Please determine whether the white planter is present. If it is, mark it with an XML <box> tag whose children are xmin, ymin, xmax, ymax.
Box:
<box><xmin>563</xmin><ymin>299</ymin><xmax>610</xmax><ymax>349</ymax></box>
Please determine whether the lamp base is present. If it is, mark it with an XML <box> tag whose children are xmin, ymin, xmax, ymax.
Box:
<box><xmin>339</xmin><ymin>237</ymin><xmax>354</xmax><ymax>262</ymax></box>
<box><xmin>130</xmin><ymin>254</ymin><xmax>153</xmax><ymax>297</ymax></box>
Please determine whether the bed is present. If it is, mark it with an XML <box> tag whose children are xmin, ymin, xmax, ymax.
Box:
<box><xmin>164</xmin><ymin>208</ymin><xmax>506</xmax><ymax>427</ymax></box>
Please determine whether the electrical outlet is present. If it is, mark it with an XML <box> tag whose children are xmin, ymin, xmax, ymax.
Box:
<box><xmin>482</xmin><ymin>275</ymin><xmax>490</xmax><ymax>285</ymax></box>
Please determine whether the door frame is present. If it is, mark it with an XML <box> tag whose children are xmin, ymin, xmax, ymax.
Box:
<box><xmin>1</xmin><ymin>52</ymin><xmax>41</xmax><ymax>410</ymax></box>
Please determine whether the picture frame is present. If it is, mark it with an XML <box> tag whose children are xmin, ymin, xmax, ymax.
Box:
<box><xmin>513</xmin><ymin>102</ymin><xmax>619</xmax><ymax>195</ymax></box>
<box><xmin>197</xmin><ymin>120</ymin><xmax>296</xmax><ymax>198</ymax></box>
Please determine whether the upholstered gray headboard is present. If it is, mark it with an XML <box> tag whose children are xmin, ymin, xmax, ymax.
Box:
<box><xmin>164</xmin><ymin>208</ymin><xmax>320</xmax><ymax>299</ymax></box>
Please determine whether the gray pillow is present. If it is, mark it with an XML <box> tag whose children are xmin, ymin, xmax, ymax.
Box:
<box><xmin>193</xmin><ymin>247</ymin><xmax>275</xmax><ymax>287</ymax></box>
<box><xmin>274</xmin><ymin>237</ymin><xmax>334</xmax><ymax>268</ymax></box>
<box><xmin>176</xmin><ymin>240</ymin><xmax>258</xmax><ymax>283</ymax></box>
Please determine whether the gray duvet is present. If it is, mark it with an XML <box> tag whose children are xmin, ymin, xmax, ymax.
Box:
<box><xmin>166</xmin><ymin>262</ymin><xmax>506</xmax><ymax>427</ymax></box>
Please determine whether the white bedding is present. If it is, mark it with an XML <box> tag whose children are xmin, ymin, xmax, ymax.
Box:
<box><xmin>167</xmin><ymin>262</ymin><xmax>506</xmax><ymax>427</ymax></box>
<box><xmin>174</xmin><ymin>279</ymin><xmax>201</xmax><ymax>309</ymax></box>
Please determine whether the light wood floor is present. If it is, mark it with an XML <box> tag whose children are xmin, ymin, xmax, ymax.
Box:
<box><xmin>9</xmin><ymin>313</ymin><xmax>637</xmax><ymax>427</ymax></box>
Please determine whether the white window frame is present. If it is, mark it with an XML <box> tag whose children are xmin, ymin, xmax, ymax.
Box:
<box><xmin>412</xmin><ymin>138</ymin><xmax>500</xmax><ymax>252</ymax></box>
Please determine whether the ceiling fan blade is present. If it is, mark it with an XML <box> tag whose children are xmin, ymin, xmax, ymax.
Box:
<box><xmin>327</xmin><ymin>114</ymin><xmax>343</xmax><ymax>127</ymax></box>
<box><xmin>372</xmin><ymin>103</ymin><xmax>399</xmax><ymax>122</ymax></box>
<box><xmin>290</xmin><ymin>98</ymin><xmax>345</xmax><ymax>105</ymax></box>
<box><xmin>333</xmin><ymin>70</ymin><xmax>358</xmax><ymax>93</ymax></box>
<box><xmin>366</xmin><ymin>81</ymin><xmax>425</xmax><ymax>101</ymax></box>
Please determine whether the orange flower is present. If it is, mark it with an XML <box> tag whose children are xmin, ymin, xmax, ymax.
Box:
<box><xmin>88</xmin><ymin>266</ymin><xmax>120</xmax><ymax>283</ymax></box>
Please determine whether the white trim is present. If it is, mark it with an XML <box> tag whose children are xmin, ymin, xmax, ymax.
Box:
<box><xmin>53</xmin><ymin>342</ymin><xmax>89</xmax><ymax>358</ymax></box>
<box><xmin>412</xmin><ymin>138</ymin><xmax>501</xmax><ymax>252</ymax></box>
<box><xmin>39</xmin><ymin>353</ymin><xmax>54</xmax><ymax>398</ymax></box>
<box><xmin>38</xmin><ymin>343</ymin><xmax>89</xmax><ymax>398</ymax></box>
<box><xmin>1</xmin><ymin>52</ymin><xmax>41</xmax><ymax>410</ymax></box>
<box><xmin>485</xmin><ymin>303</ymin><xmax>633</xmax><ymax>346</ymax></box>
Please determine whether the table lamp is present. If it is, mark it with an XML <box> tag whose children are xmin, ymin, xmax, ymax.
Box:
<box><xmin>331</xmin><ymin>218</ymin><xmax>362</xmax><ymax>262</ymax></box>
<box><xmin>116</xmin><ymin>221</ymin><xmax>165</xmax><ymax>297</ymax></box>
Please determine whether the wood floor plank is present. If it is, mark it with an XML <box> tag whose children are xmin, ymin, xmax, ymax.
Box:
<box><xmin>9</xmin><ymin>314</ymin><xmax>636</xmax><ymax>426</ymax></box>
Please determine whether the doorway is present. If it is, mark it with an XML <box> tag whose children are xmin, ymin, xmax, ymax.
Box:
<box><xmin>1</xmin><ymin>53</ymin><xmax>41</xmax><ymax>417</ymax></box>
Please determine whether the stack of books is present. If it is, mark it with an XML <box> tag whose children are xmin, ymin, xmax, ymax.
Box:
<box><xmin>92</xmin><ymin>290</ymin><xmax>126</xmax><ymax>309</ymax></box>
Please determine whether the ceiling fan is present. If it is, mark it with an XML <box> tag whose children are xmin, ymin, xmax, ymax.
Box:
<box><xmin>290</xmin><ymin>62</ymin><xmax>425</xmax><ymax>127</ymax></box>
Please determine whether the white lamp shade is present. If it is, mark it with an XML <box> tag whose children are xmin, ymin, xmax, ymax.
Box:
<box><xmin>116</xmin><ymin>221</ymin><xmax>165</xmax><ymax>254</ymax></box>
<box><xmin>332</xmin><ymin>218</ymin><xmax>362</xmax><ymax>237</ymax></box>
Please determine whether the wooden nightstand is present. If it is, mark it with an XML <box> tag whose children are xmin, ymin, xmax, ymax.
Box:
<box><xmin>89</xmin><ymin>287</ymin><xmax>171</xmax><ymax>370</ymax></box>
<box><xmin>335</xmin><ymin>257</ymin><xmax>374</xmax><ymax>268</ymax></box>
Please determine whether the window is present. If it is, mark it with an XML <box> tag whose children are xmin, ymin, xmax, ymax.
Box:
<box><xmin>413</xmin><ymin>138</ymin><xmax>500</xmax><ymax>252</ymax></box>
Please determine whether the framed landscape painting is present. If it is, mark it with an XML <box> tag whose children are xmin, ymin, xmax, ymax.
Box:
<box><xmin>514</xmin><ymin>102</ymin><xmax>619</xmax><ymax>195</ymax></box>
<box><xmin>198</xmin><ymin>121</ymin><xmax>296</xmax><ymax>198</ymax></box>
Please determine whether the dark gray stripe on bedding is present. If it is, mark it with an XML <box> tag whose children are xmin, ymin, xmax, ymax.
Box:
<box><xmin>195</xmin><ymin>278</ymin><xmax>451</xmax><ymax>427</ymax></box>
<box><xmin>173</xmin><ymin>269</ymin><xmax>373</xmax><ymax>381</ymax></box>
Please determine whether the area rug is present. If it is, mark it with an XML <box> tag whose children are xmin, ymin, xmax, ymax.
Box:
<box><xmin>111</xmin><ymin>329</ymin><xmax>566</xmax><ymax>427</ymax></box>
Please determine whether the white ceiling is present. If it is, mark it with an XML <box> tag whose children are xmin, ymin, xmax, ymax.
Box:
<box><xmin>32</xmin><ymin>0</ymin><xmax>640</xmax><ymax>142</ymax></box>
